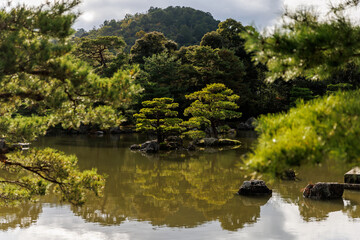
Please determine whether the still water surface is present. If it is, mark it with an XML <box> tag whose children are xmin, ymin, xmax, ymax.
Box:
<box><xmin>1</xmin><ymin>133</ymin><xmax>360</xmax><ymax>240</ymax></box>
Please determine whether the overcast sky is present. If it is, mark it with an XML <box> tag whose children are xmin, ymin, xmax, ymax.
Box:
<box><xmin>7</xmin><ymin>0</ymin><xmax>351</xmax><ymax>30</ymax></box>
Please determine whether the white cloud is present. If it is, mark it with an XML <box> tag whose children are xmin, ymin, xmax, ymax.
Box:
<box><xmin>5</xmin><ymin>0</ymin><xmax>360</xmax><ymax>30</ymax></box>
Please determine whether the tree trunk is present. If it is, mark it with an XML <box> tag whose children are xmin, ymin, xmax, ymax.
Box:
<box><xmin>156</xmin><ymin>116</ymin><xmax>164</xmax><ymax>143</ymax></box>
<box><xmin>210</xmin><ymin>120</ymin><xmax>218</xmax><ymax>138</ymax></box>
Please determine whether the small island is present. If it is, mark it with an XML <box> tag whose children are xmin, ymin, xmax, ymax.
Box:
<box><xmin>130</xmin><ymin>84</ymin><xmax>242</xmax><ymax>153</ymax></box>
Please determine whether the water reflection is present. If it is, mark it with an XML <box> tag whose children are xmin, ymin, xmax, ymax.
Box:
<box><xmin>0</xmin><ymin>203</ymin><xmax>41</xmax><ymax>231</ymax></box>
<box><xmin>64</xmin><ymin>138</ymin><xmax>268</xmax><ymax>231</ymax></box>
<box><xmin>1</xmin><ymin>134</ymin><xmax>360</xmax><ymax>235</ymax></box>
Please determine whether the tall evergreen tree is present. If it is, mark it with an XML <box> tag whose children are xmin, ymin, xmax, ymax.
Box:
<box><xmin>0</xmin><ymin>0</ymin><xmax>141</xmax><ymax>205</ymax></box>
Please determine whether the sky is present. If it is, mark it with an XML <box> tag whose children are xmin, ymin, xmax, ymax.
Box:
<box><xmin>6</xmin><ymin>0</ymin><xmax>352</xmax><ymax>30</ymax></box>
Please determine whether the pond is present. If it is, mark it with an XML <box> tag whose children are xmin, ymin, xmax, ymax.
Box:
<box><xmin>1</xmin><ymin>133</ymin><xmax>360</xmax><ymax>240</ymax></box>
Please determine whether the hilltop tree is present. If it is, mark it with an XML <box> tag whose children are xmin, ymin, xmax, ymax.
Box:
<box><xmin>134</xmin><ymin>98</ymin><xmax>183</xmax><ymax>143</ymax></box>
<box><xmin>130</xmin><ymin>31</ymin><xmax>177</xmax><ymax>64</ymax></box>
<box><xmin>183</xmin><ymin>83</ymin><xmax>242</xmax><ymax>138</ymax></box>
<box><xmin>0</xmin><ymin>0</ymin><xmax>141</xmax><ymax>205</ymax></box>
<box><xmin>80</xmin><ymin>6</ymin><xmax>220</xmax><ymax>49</ymax></box>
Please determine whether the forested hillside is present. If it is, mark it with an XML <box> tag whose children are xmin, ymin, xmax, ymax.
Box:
<box><xmin>76</xmin><ymin>6</ymin><xmax>220</xmax><ymax>49</ymax></box>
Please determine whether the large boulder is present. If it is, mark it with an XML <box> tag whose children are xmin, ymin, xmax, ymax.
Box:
<box><xmin>238</xmin><ymin>180</ymin><xmax>272</xmax><ymax>196</ymax></box>
<box><xmin>130</xmin><ymin>144</ymin><xmax>141</xmax><ymax>150</ymax></box>
<box><xmin>303</xmin><ymin>182</ymin><xmax>344</xmax><ymax>200</ymax></box>
<box><xmin>140</xmin><ymin>140</ymin><xmax>159</xmax><ymax>153</ymax></box>
<box><xmin>130</xmin><ymin>140</ymin><xmax>160</xmax><ymax>153</ymax></box>
<box><xmin>237</xmin><ymin>117</ymin><xmax>257</xmax><ymax>131</ymax></box>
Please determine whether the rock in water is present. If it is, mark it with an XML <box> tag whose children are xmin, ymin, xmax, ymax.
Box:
<box><xmin>303</xmin><ymin>182</ymin><xmax>344</xmax><ymax>200</ymax></box>
<box><xmin>194</xmin><ymin>138</ymin><xmax>219</xmax><ymax>147</ymax></box>
<box><xmin>130</xmin><ymin>144</ymin><xmax>141</xmax><ymax>150</ymax></box>
<box><xmin>218</xmin><ymin>139</ymin><xmax>241</xmax><ymax>146</ymax></box>
<box><xmin>238</xmin><ymin>180</ymin><xmax>272</xmax><ymax>196</ymax></box>
<box><xmin>344</xmin><ymin>167</ymin><xmax>360</xmax><ymax>183</ymax></box>
<box><xmin>140</xmin><ymin>140</ymin><xmax>159</xmax><ymax>153</ymax></box>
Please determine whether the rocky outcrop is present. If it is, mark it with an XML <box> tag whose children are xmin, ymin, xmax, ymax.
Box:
<box><xmin>303</xmin><ymin>182</ymin><xmax>344</xmax><ymax>200</ymax></box>
<box><xmin>194</xmin><ymin>138</ymin><xmax>241</xmax><ymax>147</ymax></box>
<box><xmin>218</xmin><ymin>138</ymin><xmax>241</xmax><ymax>146</ymax></box>
<box><xmin>164</xmin><ymin>136</ymin><xmax>183</xmax><ymax>150</ymax></box>
<box><xmin>130</xmin><ymin>140</ymin><xmax>159</xmax><ymax>153</ymax></box>
<box><xmin>238</xmin><ymin>180</ymin><xmax>272</xmax><ymax>196</ymax></box>
<box><xmin>194</xmin><ymin>137</ymin><xmax>219</xmax><ymax>147</ymax></box>
<box><xmin>237</xmin><ymin>117</ymin><xmax>257</xmax><ymax>131</ymax></box>
<box><xmin>130</xmin><ymin>144</ymin><xmax>141</xmax><ymax>150</ymax></box>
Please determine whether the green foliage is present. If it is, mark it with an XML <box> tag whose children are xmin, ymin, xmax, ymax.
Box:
<box><xmin>326</xmin><ymin>83</ymin><xmax>353</xmax><ymax>93</ymax></box>
<box><xmin>245</xmin><ymin>90</ymin><xmax>360</xmax><ymax>176</ymax></box>
<box><xmin>73</xmin><ymin>36</ymin><xmax>127</xmax><ymax>77</ymax></box>
<box><xmin>134</xmin><ymin>98</ymin><xmax>184</xmax><ymax>142</ymax></box>
<box><xmin>130</xmin><ymin>31</ymin><xmax>177</xmax><ymax>64</ymax></box>
<box><xmin>0</xmin><ymin>1</ymin><xmax>141</xmax><ymax>205</ymax></box>
<box><xmin>201</xmin><ymin>19</ymin><xmax>269</xmax><ymax>117</ymax></box>
<box><xmin>200</xmin><ymin>31</ymin><xmax>223</xmax><ymax>49</ymax></box>
<box><xmin>2</xmin><ymin>148</ymin><xmax>105</xmax><ymax>205</ymax></box>
<box><xmin>79</xmin><ymin>6</ymin><xmax>219</xmax><ymax>49</ymax></box>
<box><xmin>289</xmin><ymin>87</ymin><xmax>315</xmax><ymax>107</ymax></box>
<box><xmin>183</xmin><ymin>83</ymin><xmax>242</xmax><ymax>138</ymax></box>
<box><xmin>242</xmin><ymin>2</ymin><xmax>360</xmax><ymax>82</ymax></box>
<box><xmin>136</xmin><ymin>52</ymin><xmax>182</xmax><ymax>103</ymax></box>
<box><xmin>178</xmin><ymin>45</ymin><xmax>245</xmax><ymax>93</ymax></box>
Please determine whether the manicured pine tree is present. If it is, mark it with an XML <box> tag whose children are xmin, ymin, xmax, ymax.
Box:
<box><xmin>183</xmin><ymin>83</ymin><xmax>242</xmax><ymax>139</ymax></box>
<box><xmin>134</xmin><ymin>98</ymin><xmax>184</xmax><ymax>143</ymax></box>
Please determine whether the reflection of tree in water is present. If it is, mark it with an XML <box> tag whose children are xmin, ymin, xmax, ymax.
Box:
<box><xmin>210</xmin><ymin>195</ymin><xmax>270</xmax><ymax>231</ymax></box>
<box><xmin>69</xmin><ymin>150</ymin><xmax>270</xmax><ymax>231</ymax></box>
<box><xmin>343</xmin><ymin>191</ymin><xmax>360</xmax><ymax>220</ymax></box>
<box><xmin>298</xmin><ymin>198</ymin><xmax>344</xmax><ymax>221</ymax></box>
<box><xmin>274</xmin><ymin>160</ymin><xmax>360</xmax><ymax>222</ymax></box>
<box><xmin>0</xmin><ymin>203</ymin><xmax>42</xmax><ymax>231</ymax></box>
<box><xmin>71</xmin><ymin>196</ymin><xmax>126</xmax><ymax>225</ymax></box>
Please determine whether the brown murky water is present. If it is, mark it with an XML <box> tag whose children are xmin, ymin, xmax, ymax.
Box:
<box><xmin>1</xmin><ymin>133</ymin><xmax>360</xmax><ymax>240</ymax></box>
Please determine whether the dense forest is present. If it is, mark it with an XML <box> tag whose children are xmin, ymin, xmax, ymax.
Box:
<box><xmin>2</xmin><ymin>0</ymin><xmax>360</xmax><ymax>204</ymax></box>
<box><xmin>73</xmin><ymin>6</ymin><xmax>359</xmax><ymax>122</ymax></box>
<box><xmin>76</xmin><ymin>6</ymin><xmax>220</xmax><ymax>49</ymax></box>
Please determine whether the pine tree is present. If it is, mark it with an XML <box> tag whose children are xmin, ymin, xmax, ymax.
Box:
<box><xmin>0</xmin><ymin>0</ymin><xmax>141</xmax><ymax>205</ymax></box>
<box><xmin>134</xmin><ymin>98</ymin><xmax>183</xmax><ymax>143</ymax></box>
<box><xmin>183</xmin><ymin>83</ymin><xmax>242</xmax><ymax>138</ymax></box>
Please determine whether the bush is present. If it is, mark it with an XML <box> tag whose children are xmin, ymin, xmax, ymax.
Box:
<box><xmin>245</xmin><ymin>90</ymin><xmax>360</xmax><ymax>176</ymax></box>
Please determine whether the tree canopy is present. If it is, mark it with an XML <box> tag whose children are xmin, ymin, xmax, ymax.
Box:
<box><xmin>243</xmin><ymin>0</ymin><xmax>360</xmax><ymax>176</ymax></box>
<box><xmin>242</xmin><ymin>0</ymin><xmax>360</xmax><ymax>82</ymax></box>
<box><xmin>73</xmin><ymin>36</ymin><xmax>128</xmax><ymax>77</ymax></box>
<box><xmin>134</xmin><ymin>98</ymin><xmax>183</xmax><ymax>143</ymax></box>
<box><xmin>183</xmin><ymin>83</ymin><xmax>242</xmax><ymax>138</ymax></box>
<box><xmin>130</xmin><ymin>31</ymin><xmax>177</xmax><ymax>64</ymax></box>
<box><xmin>0</xmin><ymin>0</ymin><xmax>141</xmax><ymax>205</ymax></box>
<box><xmin>77</xmin><ymin>6</ymin><xmax>220</xmax><ymax>49</ymax></box>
